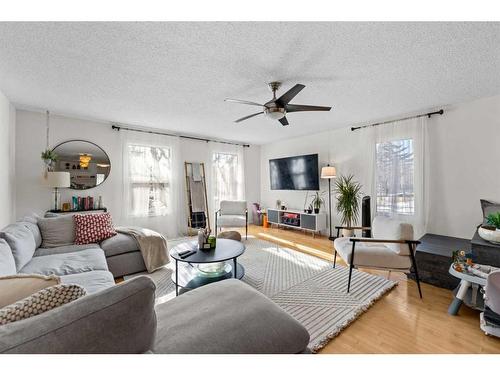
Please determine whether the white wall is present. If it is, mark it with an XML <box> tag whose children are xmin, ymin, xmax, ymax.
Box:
<box><xmin>0</xmin><ymin>89</ymin><xmax>15</xmax><ymax>228</ymax></box>
<box><xmin>261</xmin><ymin>95</ymin><xmax>500</xmax><ymax>239</ymax></box>
<box><xmin>15</xmin><ymin>110</ymin><xmax>261</xmax><ymax>228</ymax></box>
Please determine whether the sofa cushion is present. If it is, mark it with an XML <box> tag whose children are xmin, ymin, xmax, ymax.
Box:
<box><xmin>0</xmin><ymin>274</ymin><xmax>60</xmax><ymax>308</ymax></box>
<box><xmin>217</xmin><ymin>214</ymin><xmax>247</xmax><ymax>227</ymax></box>
<box><xmin>334</xmin><ymin>237</ymin><xmax>412</xmax><ymax>270</ymax></box>
<box><xmin>372</xmin><ymin>216</ymin><xmax>413</xmax><ymax>255</ymax></box>
<box><xmin>0</xmin><ymin>276</ymin><xmax>156</xmax><ymax>354</ymax></box>
<box><xmin>0</xmin><ymin>239</ymin><xmax>16</xmax><ymax>277</ymax></box>
<box><xmin>0</xmin><ymin>284</ymin><xmax>86</xmax><ymax>326</ymax></box>
<box><xmin>37</xmin><ymin>215</ymin><xmax>75</xmax><ymax>248</ymax></box>
<box><xmin>60</xmin><ymin>271</ymin><xmax>115</xmax><ymax>294</ymax></box>
<box><xmin>19</xmin><ymin>248</ymin><xmax>109</xmax><ymax>276</ymax></box>
<box><xmin>34</xmin><ymin>243</ymin><xmax>100</xmax><ymax>257</ymax></box>
<box><xmin>481</xmin><ymin>199</ymin><xmax>500</xmax><ymax>225</ymax></box>
<box><xmin>0</xmin><ymin>223</ymin><xmax>37</xmax><ymax>271</ymax></box>
<box><xmin>100</xmin><ymin>232</ymin><xmax>139</xmax><ymax>257</ymax></box>
<box><xmin>154</xmin><ymin>279</ymin><xmax>310</xmax><ymax>354</ymax></box>
<box><xmin>17</xmin><ymin>221</ymin><xmax>42</xmax><ymax>249</ymax></box>
<box><xmin>74</xmin><ymin>213</ymin><xmax>117</xmax><ymax>245</ymax></box>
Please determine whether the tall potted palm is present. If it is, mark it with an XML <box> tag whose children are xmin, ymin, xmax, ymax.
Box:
<box><xmin>334</xmin><ymin>174</ymin><xmax>362</xmax><ymax>237</ymax></box>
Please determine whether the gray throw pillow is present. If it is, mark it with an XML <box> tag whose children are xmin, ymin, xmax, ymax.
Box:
<box><xmin>480</xmin><ymin>199</ymin><xmax>500</xmax><ymax>224</ymax></box>
<box><xmin>37</xmin><ymin>215</ymin><xmax>76</xmax><ymax>248</ymax></box>
<box><xmin>0</xmin><ymin>239</ymin><xmax>16</xmax><ymax>277</ymax></box>
<box><xmin>0</xmin><ymin>224</ymin><xmax>37</xmax><ymax>271</ymax></box>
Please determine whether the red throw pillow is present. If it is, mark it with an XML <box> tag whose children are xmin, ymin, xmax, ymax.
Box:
<box><xmin>74</xmin><ymin>213</ymin><xmax>117</xmax><ymax>245</ymax></box>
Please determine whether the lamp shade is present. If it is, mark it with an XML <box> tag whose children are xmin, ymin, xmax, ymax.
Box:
<box><xmin>47</xmin><ymin>171</ymin><xmax>70</xmax><ymax>188</ymax></box>
<box><xmin>321</xmin><ymin>165</ymin><xmax>336</xmax><ymax>179</ymax></box>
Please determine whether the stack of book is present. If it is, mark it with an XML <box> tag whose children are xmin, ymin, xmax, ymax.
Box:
<box><xmin>71</xmin><ymin>196</ymin><xmax>95</xmax><ymax>211</ymax></box>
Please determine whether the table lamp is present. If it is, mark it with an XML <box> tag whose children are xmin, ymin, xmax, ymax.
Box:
<box><xmin>47</xmin><ymin>171</ymin><xmax>70</xmax><ymax>211</ymax></box>
<box><xmin>321</xmin><ymin>164</ymin><xmax>336</xmax><ymax>240</ymax></box>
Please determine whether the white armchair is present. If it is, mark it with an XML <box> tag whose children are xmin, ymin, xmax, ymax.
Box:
<box><xmin>333</xmin><ymin>216</ymin><xmax>422</xmax><ymax>298</ymax></box>
<box><xmin>215</xmin><ymin>200</ymin><xmax>248</xmax><ymax>239</ymax></box>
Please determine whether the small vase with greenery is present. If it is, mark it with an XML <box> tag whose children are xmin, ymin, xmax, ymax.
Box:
<box><xmin>41</xmin><ymin>149</ymin><xmax>58</xmax><ymax>171</ymax></box>
<box><xmin>311</xmin><ymin>191</ymin><xmax>325</xmax><ymax>214</ymax></box>
<box><xmin>334</xmin><ymin>174</ymin><xmax>362</xmax><ymax>237</ymax></box>
<box><xmin>486</xmin><ymin>212</ymin><xmax>500</xmax><ymax>231</ymax></box>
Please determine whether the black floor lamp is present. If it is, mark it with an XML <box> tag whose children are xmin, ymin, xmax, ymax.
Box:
<box><xmin>321</xmin><ymin>164</ymin><xmax>336</xmax><ymax>241</ymax></box>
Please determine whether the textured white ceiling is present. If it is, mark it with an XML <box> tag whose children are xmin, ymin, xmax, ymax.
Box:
<box><xmin>0</xmin><ymin>22</ymin><xmax>499</xmax><ymax>145</ymax></box>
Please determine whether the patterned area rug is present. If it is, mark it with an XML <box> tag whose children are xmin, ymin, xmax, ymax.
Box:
<box><xmin>124</xmin><ymin>236</ymin><xmax>397</xmax><ymax>352</ymax></box>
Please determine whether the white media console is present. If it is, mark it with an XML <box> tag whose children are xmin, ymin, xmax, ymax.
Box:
<box><xmin>267</xmin><ymin>208</ymin><xmax>327</xmax><ymax>237</ymax></box>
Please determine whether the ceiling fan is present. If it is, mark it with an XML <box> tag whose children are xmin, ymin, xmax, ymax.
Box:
<box><xmin>225</xmin><ymin>82</ymin><xmax>332</xmax><ymax>126</ymax></box>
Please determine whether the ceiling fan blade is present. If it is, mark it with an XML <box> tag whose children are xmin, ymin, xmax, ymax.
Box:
<box><xmin>286</xmin><ymin>104</ymin><xmax>332</xmax><ymax>112</ymax></box>
<box><xmin>276</xmin><ymin>84</ymin><xmax>305</xmax><ymax>105</ymax></box>
<box><xmin>279</xmin><ymin>117</ymin><xmax>289</xmax><ymax>126</ymax></box>
<box><xmin>225</xmin><ymin>98</ymin><xmax>264</xmax><ymax>107</ymax></box>
<box><xmin>234</xmin><ymin>112</ymin><xmax>264</xmax><ymax>123</ymax></box>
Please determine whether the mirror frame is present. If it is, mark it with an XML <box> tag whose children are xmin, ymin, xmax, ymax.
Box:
<box><xmin>51</xmin><ymin>139</ymin><xmax>111</xmax><ymax>190</ymax></box>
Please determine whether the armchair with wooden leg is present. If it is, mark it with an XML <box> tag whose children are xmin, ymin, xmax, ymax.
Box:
<box><xmin>333</xmin><ymin>216</ymin><xmax>423</xmax><ymax>298</ymax></box>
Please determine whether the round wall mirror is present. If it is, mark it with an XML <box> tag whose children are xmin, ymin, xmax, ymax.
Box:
<box><xmin>52</xmin><ymin>140</ymin><xmax>111</xmax><ymax>190</ymax></box>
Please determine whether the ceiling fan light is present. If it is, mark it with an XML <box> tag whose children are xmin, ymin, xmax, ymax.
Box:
<box><xmin>264</xmin><ymin>107</ymin><xmax>286</xmax><ymax>120</ymax></box>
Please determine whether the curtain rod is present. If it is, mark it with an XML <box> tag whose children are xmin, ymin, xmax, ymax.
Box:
<box><xmin>351</xmin><ymin>109</ymin><xmax>444</xmax><ymax>131</ymax></box>
<box><xmin>111</xmin><ymin>124</ymin><xmax>250</xmax><ymax>148</ymax></box>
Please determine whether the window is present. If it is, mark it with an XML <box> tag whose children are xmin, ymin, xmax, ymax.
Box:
<box><xmin>376</xmin><ymin>138</ymin><xmax>414</xmax><ymax>215</ymax></box>
<box><xmin>127</xmin><ymin>144</ymin><xmax>171</xmax><ymax>217</ymax></box>
<box><xmin>212</xmin><ymin>152</ymin><xmax>240</xmax><ymax>210</ymax></box>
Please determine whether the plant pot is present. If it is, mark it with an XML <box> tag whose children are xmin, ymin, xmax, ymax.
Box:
<box><xmin>342</xmin><ymin>228</ymin><xmax>354</xmax><ymax>237</ymax></box>
<box><xmin>314</xmin><ymin>208</ymin><xmax>320</xmax><ymax>214</ymax></box>
<box><xmin>478</xmin><ymin>226</ymin><xmax>500</xmax><ymax>244</ymax></box>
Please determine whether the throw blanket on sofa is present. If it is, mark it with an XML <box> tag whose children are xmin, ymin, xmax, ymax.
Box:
<box><xmin>115</xmin><ymin>227</ymin><xmax>169</xmax><ymax>273</ymax></box>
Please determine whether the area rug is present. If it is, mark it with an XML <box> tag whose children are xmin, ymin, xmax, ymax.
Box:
<box><xmin>124</xmin><ymin>236</ymin><xmax>397</xmax><ymax>352</ymax></box>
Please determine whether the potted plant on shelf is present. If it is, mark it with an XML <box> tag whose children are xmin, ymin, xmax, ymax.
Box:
<box><xmin>334</xmin><ymin>174</ymin><xmax>362</xmax><ymax>237</ymax></box>
<box><xmin>487</xmin><ymin>212</ymin><xmax>500</xmax><ymax>231</ymax></box>
<box><xmin>41</xmin><ymin>149</ymin><xmax>58</xmax><ymax>171</ymax></box>
<box><xmin>478</xmin><ymin>212</ymin><xmax>500</xmax><ymax>244</ymax></box>
<box><xmin>311</xmin><ymin>191</ymin><xmax>325</xmax><ymax>214</ymax></box>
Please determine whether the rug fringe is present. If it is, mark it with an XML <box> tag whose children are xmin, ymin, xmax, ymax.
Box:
<box><xmin>309</xmin><ymin>281</ymin><xmax>399</xmax><ymax>353</ymax></box>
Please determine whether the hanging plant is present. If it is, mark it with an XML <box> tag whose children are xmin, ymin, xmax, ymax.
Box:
<box><xmin>41</xmin><ymin>149</ymin><xmax>58</xmax><ymax>171</ymax></box>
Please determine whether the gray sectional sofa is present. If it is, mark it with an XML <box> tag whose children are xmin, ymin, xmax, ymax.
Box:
<box><xmin>0</xmin><ymin>215</ymin><xmax>311</xmax><ymax>354</ymax></box>
<box><xmin>0</xmin><ymin>214</ymin><xmax>146</xmax><ymax>290</ymax></box>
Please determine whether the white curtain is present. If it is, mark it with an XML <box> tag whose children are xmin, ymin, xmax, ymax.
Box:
<box><xmin>361</xmin><ymin>117</ymin><xmax>428</xmax><ymax>238</ymax></box>
<box><xmin>208</xmin><ymin>142</ymin><xmax>246</xmax><ymax>217</ymax></box>
<box><xmin>119</xmin><ymin>131</ymin><xmax>187</xmax><ymax>239</ymax></box>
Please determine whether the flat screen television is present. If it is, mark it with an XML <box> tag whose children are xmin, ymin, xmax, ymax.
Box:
<box><xmin>269</xmin><ymin>153</ymin><xmax>320</xmax><ymax>190</ymax></box>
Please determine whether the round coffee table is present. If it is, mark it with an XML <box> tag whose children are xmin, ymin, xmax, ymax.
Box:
<box><xmin>170</xmin><ymin>239</ymin><xmax>245</xmax><ymax>296</ymax></box>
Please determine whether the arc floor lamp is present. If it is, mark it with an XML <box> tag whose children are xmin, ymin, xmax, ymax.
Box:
<box><xmin>321</xmin><ymin>164</ymin><xmax>336</xmax><ymax>240</ymax></box>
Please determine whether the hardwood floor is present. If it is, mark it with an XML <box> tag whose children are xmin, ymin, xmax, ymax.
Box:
<box><xmin>246</xmin><ymin>224</ymin><xmax>500</xmax><ymax>354</ymax></box>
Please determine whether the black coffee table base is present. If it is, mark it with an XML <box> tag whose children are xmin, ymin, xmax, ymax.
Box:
<box><xmin>172</xmin><ymin>261</ymin><xmax>245</xmax><ymax>296</ymax></box>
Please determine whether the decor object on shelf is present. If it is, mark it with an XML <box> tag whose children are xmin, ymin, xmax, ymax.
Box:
<box><xmin>215</xmin><ymin>201</ymin><xmax>248</xmax><ymax>240</ymax></box>
<box><xmin>47</xmin><ymin>171</ymin><xmax>70</xmax><ymax>211</ymax></box>
<box><xmin>311</xmin><ymin>191</ymin><xmax>325</xmax><ymax>214</ymax></box>
<box><xmin>478</xmin><ymin>225</ymin><xmax>500</xmax><ymax>245</ymax></box>
<box><xmin>321</xmin><ymin>164</ymin><xmax>337</xmax><ymax>240</ymax></box>
<box><xmin>334</xmin><ymin>174</ymin><xmax>362</xmax><ymax>237</ymax></box>
<box><xmin>481</xmin><ymin>199</ymin><xmax>500</xmax><ymax>224</ymax></box>
<box><xmin>333</xmin><ymin>215</ymin><xmax>423</xmax><ymax>298</ymax></box>
<box><xmin>51</xmin><ymin>140</ymin><xmax>111</xmax><ymax>190</ymax></box>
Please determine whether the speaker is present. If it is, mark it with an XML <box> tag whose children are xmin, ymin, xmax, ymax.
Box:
<box><xmin>362</xmin><ymin>196</ymin><xmax>371</xmax><ymax>237</ymax></box>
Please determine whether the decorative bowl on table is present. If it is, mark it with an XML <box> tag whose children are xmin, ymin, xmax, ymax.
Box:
<box><xmin>478</xmin><ymin>225</ymin><xmax>500</xmax><ymax>245</ymax></box>
<box><xmin>196</xmin><ymin>262</ymin><xmax>231</xmax><ymax>278</ymax></box>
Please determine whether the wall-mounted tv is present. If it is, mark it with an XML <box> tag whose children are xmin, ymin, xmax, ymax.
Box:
<box><xmin>269</xmin><ymin>153</ymin><xmax>320</xmax><ymax>190</ymax></box>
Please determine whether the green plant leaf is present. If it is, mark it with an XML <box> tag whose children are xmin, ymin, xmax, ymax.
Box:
<box><xmin>334</xmin><ymin>174</ymin><xmax>363</xmax><ymax>227</ymax></box>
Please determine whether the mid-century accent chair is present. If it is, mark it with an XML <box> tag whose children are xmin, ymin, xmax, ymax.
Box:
<box><xmin>333</xmin><ymin>216</ymin><xmax>422</xmax><ymax>298</ymax></box>
<box><xmin>215</xmin><ymin>200</ymin><xmax>248</xmax><ymax>240</ymax></box>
